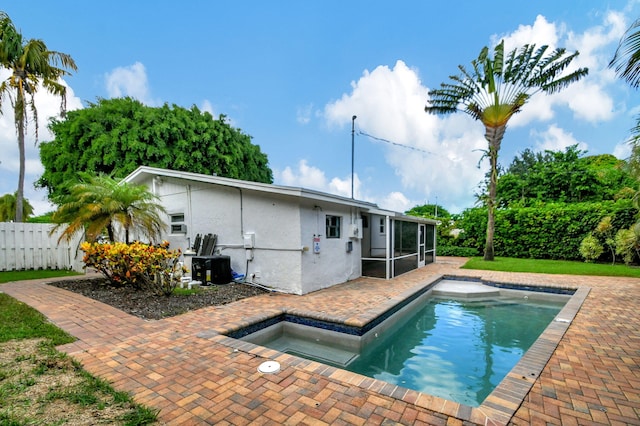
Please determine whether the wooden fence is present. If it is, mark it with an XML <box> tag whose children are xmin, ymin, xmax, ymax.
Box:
<box><xmin>0</xmin><ymin>223</ymin><xmax>84</xmax><ymax>272</ymax></box>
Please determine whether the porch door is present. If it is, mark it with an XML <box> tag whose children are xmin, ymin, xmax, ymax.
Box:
<box><xmin>418</xmin><ymin>224</ymin><xmax>426</xmax><ymax>267</ymax></box>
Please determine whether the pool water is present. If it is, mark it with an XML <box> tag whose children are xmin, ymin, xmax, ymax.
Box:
<box><xmin>237</xmin><ymin>281</ymin><xmax>570</xmax><ymax>408</ymax></box>
<box><xmin>345</xmin><ymin>297</ymin><xmax>563</xmax><ymax>407</ymax></box>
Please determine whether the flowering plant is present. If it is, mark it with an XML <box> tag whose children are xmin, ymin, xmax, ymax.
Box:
<box><xmin>81</xmin><ymin>241</ymin><xmax>186</xmax><ymax>295</ymax></box>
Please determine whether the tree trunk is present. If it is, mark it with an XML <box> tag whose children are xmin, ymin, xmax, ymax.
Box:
<box><xmin>483</xmin><ymin>124</ymin><xmax>506</xmax><ymax>261</ymax></box>
<box><xmin>15</xmin><ymin>103</ymin><xmax>25</xmax><ymax>223</ymax></box>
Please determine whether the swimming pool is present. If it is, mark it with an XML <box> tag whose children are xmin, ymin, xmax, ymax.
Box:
<box><xmin>235</xmin><ymin>278</ymin><xmax>571</xmax><ymax>407</ymax></box>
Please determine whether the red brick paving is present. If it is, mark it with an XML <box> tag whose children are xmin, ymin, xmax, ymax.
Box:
<box><xmin>2</xmin><ymin>258</ymin><xmax>639</xmax><ymax>425</ymax></box>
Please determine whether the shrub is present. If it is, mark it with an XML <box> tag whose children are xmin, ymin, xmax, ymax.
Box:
<box><xmin>437</xmin><ymin>245</ymin><xmax>479</xmax><ymax>257</ymax></box>
<box><xmin>615</xmin><ymin>228</ymin><xmax>640</xmax><ymax>265</ymax></box>
<box><xmin>579</xmin><ymin>235</ymin><xmax>603</xmax><ymax>262</ymax></box>
<box><xmin>81</xmin><ymin>241</ymin><xmax>185</xmax><ymax>296</ymax></box>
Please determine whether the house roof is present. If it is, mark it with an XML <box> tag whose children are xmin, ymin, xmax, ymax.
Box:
<box><xmin>123</xmin><ymin>166</ymin><xmax>437</xmax><ymax>225</ymax></box>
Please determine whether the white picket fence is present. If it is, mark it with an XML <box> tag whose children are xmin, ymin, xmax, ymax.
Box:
<box><xmin>0</xmin><ymin>223</ymin><xmax>84</xmax><ymax>272</ymax></box>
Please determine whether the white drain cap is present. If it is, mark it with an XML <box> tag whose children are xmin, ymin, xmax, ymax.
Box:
<box><xmin>258</xmin><ymin>361</ymin><xmax>280</xmax><ymax>374</ymax></box>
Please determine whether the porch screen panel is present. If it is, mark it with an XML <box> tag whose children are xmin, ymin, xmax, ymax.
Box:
<box><xmin>394</xmin><ymin>221</ymin><xmax>417</xmax><ymax>256</ymax></box>
<box><xmin>425</xmin><ymin>224</ymin><xmax>435</xmax><ymax>264</ymax></box>
<box><xmin>426</xmin><ymin>224</ymin><xmax>435</xmax><ymax>250</ymax></box>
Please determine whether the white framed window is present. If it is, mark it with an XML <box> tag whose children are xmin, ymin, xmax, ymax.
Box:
<box><xmin>326</xmin><ymin>215</ymin><xmax>341</xmax><ymax>238</ymax></box>
<box><xmin>170</xmin><ymin>213</ymin><xmax>187</xmax><ymax>234</ymax></box>
<box><xmin>379</xmin><ymin>217</ymin><xmax>385</xmax><ymax>234</ymax></box>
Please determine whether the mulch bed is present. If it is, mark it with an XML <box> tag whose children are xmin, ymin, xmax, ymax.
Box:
<box><xmin>49</xmin><ymin>277</ymin><xmax>270</xmax><ymax>320</ymax></box>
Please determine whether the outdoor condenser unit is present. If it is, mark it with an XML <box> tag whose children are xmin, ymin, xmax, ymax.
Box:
<box><xmin>192</xmin><ymin>255</ymin><xmax>232</xmax><ymax>285</ymax></box>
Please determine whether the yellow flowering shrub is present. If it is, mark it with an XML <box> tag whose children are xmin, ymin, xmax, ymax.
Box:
<box><xmin>81</xmin><ymin>241</ymin><xmax>185</xmax><ymax>295</ymax></box>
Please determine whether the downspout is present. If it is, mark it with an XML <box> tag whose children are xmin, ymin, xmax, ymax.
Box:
<box><xmin>237</xmin><ymin>187</ymin><xmax>244</xmax><ymax>236</ymax></box>
<box><xmin>187</xmin><ymin>184</ymin><xmax>193</xmax><ymax>247</ymax></box>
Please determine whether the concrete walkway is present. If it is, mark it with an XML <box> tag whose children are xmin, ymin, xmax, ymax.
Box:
<box><xmin>2</xmin><ymin>259</ymin><xmax>639</xmax><ymax>425</ymax></box>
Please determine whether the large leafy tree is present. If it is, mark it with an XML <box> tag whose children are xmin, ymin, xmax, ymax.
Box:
<box><xmin>496</xmin><ymin>146</ymin><xmax>634</xmax><ymax>207</ymax></box>
<box><xmin>38</xmin><ymin>97</ymin><xmax>273</xmax><ymax>201</ymax></box>
<box><xmin>0</xmin><ymin>192</ymin><xmax>33</xmax><ymax>222</ymax></box>
<box><xmin>51</xmin><ymin>173</ymin><xmax>166</xmax><ymax>244</ymax></box>
<box><xmin>405</xmin><ymin>203</ymin><xmax>450</xmax><ymax>219</ymax></box>
<box><xmin>0</xmin><ymin>12</ymin><xmax>77</xmax><ymax>222</ymax></box>
<box><xmin>425</xmin><ymin>40</ymin><xmax>588</xmax><ymax>260</ymax></box>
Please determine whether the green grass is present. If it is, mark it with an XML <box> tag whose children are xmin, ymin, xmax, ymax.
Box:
<box><xmin>462</xmin><ymin>256</ymin><xmax>640</xmax><ymax>277</ymax></box>
<box><xmin>0</xmin><ymin>269</ymin><xmax>81</xmax><ymax>284</ymax></box>
<box><xmin>0</xmin><ymin>293</ymin><xmax>74</xmax><ymax>345</ymax></box>
<box><xmin>0</xmin><ymin>269</ymin><xmax>158</xmax><ymax>424</ymax></box>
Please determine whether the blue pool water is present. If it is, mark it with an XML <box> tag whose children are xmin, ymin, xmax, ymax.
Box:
<box><xmin>345</xmin><ymin>297</ymin><xmax>563</xmax><ymax>406</ymax></box>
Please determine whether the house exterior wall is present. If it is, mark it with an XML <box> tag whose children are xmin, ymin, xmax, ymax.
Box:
<box><xmin>298</xmin><ymin>200</ymin><xmax>362</xmax><ymax>294</ymax></box>
<box><xmin>130</xmin><ymin>167</ymin><xmax>436</xmax><ymax>295</ymax></box>
<box><xmin>147</xmin><ymin>176</ymin><xmax>368</xmax><ymax>294</ymax></box>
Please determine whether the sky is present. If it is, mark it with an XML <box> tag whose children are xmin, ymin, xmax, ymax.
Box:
<box><xmin>2</xmin><ymin>1</ymin><xmax>640</xmax><ymax>216</ymax></box>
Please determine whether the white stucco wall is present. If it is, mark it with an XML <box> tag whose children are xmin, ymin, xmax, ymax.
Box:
<box><xmin>299</xmin><ymin>200</ymin><xmax>362</xmax><ymax>293</ymax></box>
<box><xmin>148</xmin><ymin>176</ymin><xmax>305</xmax><ymax>293</ymax></box>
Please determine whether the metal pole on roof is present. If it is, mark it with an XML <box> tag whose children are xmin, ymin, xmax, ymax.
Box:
<box><xmin>351</xmin><ymin>115</ymin><xmax>357</xmax><ymax>199</ymax></box>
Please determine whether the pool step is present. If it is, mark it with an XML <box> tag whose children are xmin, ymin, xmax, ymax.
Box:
<box><xmin>432</xmin><ymin>279</ymin><xmax>501</xmax><ymax>298</ymax></box>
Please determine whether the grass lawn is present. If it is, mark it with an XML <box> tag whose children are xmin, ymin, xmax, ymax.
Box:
<box><xmin>0</xmin><ymin>270</ymin><xmax>158</xmax><ymax>424</ymax></box>
<box><xmin>462</xmin><ymin>256</ymin><xmax>640</xmax><ymax>278</ymax></box>
<box><xmin>0</xmin><ymin>269</ymin><xmax>82</xmax><ymax>284</ymax></box>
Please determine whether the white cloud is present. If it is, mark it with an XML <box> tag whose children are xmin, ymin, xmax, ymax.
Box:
<box><xmin>530</xmin><ymin>124</ymin><xmax>588</xmax><ymax>152</ymax></box>
<box><xmin>105</xmin><ymin>62</ymin><xmax>157</xmax><ymax>105</ymax></box>
<box><xmin>277</xmin><ymin>159</ymin><xmax>329</xmax><ymax>189</ymax></box>
<box><xmin>274</xmin><ymin>159</ymin><xmax>421</xmax><ymax>212</ymax></box>
<box><xmin>613</xmin><ymin>140</ymin><xmax>632</xmax><ymax>159</ymax></box>
<box><xmin>493</xmin><ymin>15</ymin><xmax>561</xmax><ymax>52</ymax></box>
<box><xmin>200</xmin><ymin>99</ymin><xmax>215</xmax><ymax>115</ymax></box>
<box><xmin>380</xmin><ymin>191</ymin><xmax>411</xmax><ymax>212</ymax></box>
<box><xmin>296</xmin><ymin>103</ymin><xmax>313</xmax><ymax>124</ymax></box>
<box><xmin>324</xmin><ymin>60</ymin><xmax>486</xmax><ymax>212</ymax></box>
<box><xmin>275</xmin><ymin>159</ymin><xmax>362</xmax><ymax>198</ymax></box>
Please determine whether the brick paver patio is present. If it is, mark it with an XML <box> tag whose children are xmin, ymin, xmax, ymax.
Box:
<box><xmin>2</xmin><ymin>258</ymin><xmax>638</xmax><ymax>425</ymax></box>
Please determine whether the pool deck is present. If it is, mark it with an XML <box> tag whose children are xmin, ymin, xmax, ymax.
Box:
<box><xmin>2</xmin><ymin>257</ymin><xmax>639</xmax><ymax>425</ymax></box>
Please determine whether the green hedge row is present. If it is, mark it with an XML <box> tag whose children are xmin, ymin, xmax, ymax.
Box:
<box><xmin>454</xmin><ymin>200</ymin><xmax>637</xmax><ymax>261</ymax></box>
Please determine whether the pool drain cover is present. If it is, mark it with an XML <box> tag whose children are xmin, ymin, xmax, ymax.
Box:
<box><xmin>258</xmin><ymin>361</ymin><xmax>280</xmax><ymax>374</ymax></box>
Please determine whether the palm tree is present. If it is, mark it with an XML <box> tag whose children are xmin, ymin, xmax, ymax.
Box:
<box><xmin>0</xmin><ymin>192</ymin><xmax>33</xmax><ymax>221</ymax></box>
<box><xmin>610</xmin><ymin>18</ymin><xmax>640</xmax><ymax>177</ymax></box>
<box><xmin>425</xmin><ymin>41</ymin><xmax>588</xmax><ymax>260</ymax></box>
<box><xmin>51</xmin><ymin>173</ymin><xmax>167</xmax><ymax>244</ymax></box>
<box><xmin>0</xmin><ymin>12</ymin><xmax>77</xmax><ymax>222</ymax></box>
<box><xmin>610</xmin><ymin>18</ymin><xmax>640</xmax><ymax>89</ymax></box>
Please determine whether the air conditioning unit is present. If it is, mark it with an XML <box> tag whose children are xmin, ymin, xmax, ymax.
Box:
<box><xmin>192</xmin><ymin>255</ymin><xmax>232</xmax><ymax>285</ymax></box>
<box><xmin>171</xmin><ymin>224</ymin><xmax>187</xmax><ymax>233</ymax></box>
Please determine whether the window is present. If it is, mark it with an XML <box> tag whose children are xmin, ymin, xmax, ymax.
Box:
<box><xmin>326</xmin><ymin>215</ymin><xmax>341</xmax><ymax>238</ymax></box>
<box><xmin>170</xmin><ymin>213</ymin><xmax>187</xmax><ymax>233</ymax></box>
<box><xmin>379</xmin><ymin>217</ymin><xmax>385</xmax><ymax>234</ymax></box>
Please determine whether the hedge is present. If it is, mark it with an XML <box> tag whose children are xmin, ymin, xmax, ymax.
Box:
<box><xmin>454</xmin><ymin>200</ymin><xmax>637</xmax><ymax>261</ymax></box>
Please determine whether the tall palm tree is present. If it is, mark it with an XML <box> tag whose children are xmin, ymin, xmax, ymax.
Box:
<box><xmin>610</xmin><ymin>18</ymin><xmax>640</xmax><ymax>177</ymax></box>
<box><xmin>426</xmin><ymin>40</ymin><xmax>588</xmax><ymax>260</ymax></box>
<box><xmin>51</xmin><ymin>173</ymin><xmax>167</xmax><ymax>244</ymax></box>
<box><xmin>0</xmin><ymin>12</ymin><xmax>77</xmax><ymax>222</ymax></box>
<box><xmin>0</xmin><ymin>191</ymin><xmax>33</xmax><ymax>222</ymax></box>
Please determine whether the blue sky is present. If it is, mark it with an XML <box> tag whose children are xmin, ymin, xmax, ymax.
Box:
<box><xmin>2</xmin><ymin>1</ymin><xmax>640</xmax><ymax>215</ymax></box>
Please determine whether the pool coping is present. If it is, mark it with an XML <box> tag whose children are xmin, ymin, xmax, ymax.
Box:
<box><xmin>203</xmin><ymin>274</ymin><xmax>590</xmax><ymax>425</ymax></box>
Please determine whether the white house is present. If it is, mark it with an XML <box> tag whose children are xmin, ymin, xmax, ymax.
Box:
<box><xmin>124</xmin><ymin>166</ymin><xmax>437</xmax><ymax>295</ymax></box>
